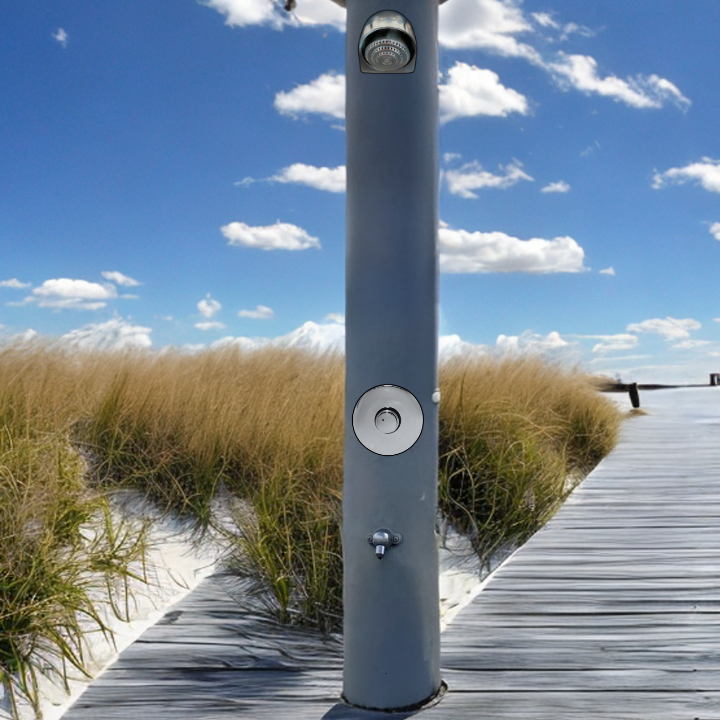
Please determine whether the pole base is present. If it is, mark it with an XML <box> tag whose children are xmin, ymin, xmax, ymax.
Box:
<box><xmin>339</xmin><ymin>679</ymin><xmax>447</xmax><ymax>715</ymax></box>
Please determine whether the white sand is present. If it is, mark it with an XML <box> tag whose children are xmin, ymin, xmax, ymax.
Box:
<box><xmin>1</xmin><ymin>491</ymin><xmax>497</xmax><ymax>720</ymax></box>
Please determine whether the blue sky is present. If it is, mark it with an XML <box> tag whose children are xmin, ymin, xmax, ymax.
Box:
<box><xmin>2</xmin><ymin>0</ymin><xmax>719</xmax><ymax>383</ymax></box>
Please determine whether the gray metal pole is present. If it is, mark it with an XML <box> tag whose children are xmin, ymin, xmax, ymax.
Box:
<box><xmin>343</xmin><ymin>0</ymin><xmax>441</xmax><ymax>710</ymax></box>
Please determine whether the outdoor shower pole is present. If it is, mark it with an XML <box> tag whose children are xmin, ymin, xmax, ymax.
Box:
<box><xmin>342</xmin><ymin>0</ymin><xmax>441</xmax><ymax>710</ymax></box>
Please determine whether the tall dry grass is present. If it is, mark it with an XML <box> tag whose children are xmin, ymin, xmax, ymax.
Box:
<box><xmin>0</xmin><ymin>338</ymin><xmax>622</xmax><ymax>716</ymax></box>
<box><xmin>0</xmin><ymin>340</ymin><xmax>151</xmax><ymax>718</ymax></box>
<box><xmin>437</xmin><ymin>355</ymin><xmax>621</xmax><ymax>568</ymax></box>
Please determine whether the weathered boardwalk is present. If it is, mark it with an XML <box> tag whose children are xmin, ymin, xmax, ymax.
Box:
<box><xmin>64</xmin><ymin>387</ymin><xmax>720</xmax><ymax>719</ymax></box>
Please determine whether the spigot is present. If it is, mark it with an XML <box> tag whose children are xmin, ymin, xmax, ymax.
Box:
<box><xmin>367</xmin><ymin>528</ymin><xmax>402</xmax><ymax>559</ymax></box>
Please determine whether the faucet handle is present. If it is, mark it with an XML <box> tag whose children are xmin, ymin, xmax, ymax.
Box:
<box><xmin>367</xmin><ymin>528</ymin><xmax>402</xmax><ymax>559</ymax></box>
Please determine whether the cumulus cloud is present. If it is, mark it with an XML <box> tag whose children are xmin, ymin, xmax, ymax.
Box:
<box><xmin>541</xmin><ymin>180</ymin><xmax>570</xmax><ymax>193</ymax></box>
<box><xmin>585</xmin><ymin>334</ymin><xmax>639</xmax><ymax>354</ymax></box>
<box><xmin>444</xmin><ymin>160</ymin><xmax>532</xmax><ymax>198</ymax></box>
<box><xmin>24</xmin><ymin>279</ymin><xmax>117</xmax><ymax>310</ymax></box>
<box><xmin>627</xmin><ymin>317</ymin><xmax>701</xmax><ymax>340</ymax></box>
<box><xmin>548</xmin><ymin>53</ymin><xmax>690</xmax><ymax>110</ymax></box>
<box><xmin>274</xmin><ymin>64</ymin><xmax>529</xmax><ymax>126</ymax></box>
<box><xmin>0</xmin><ymin>278</ymin><xmax>31</xmax><ymax>289</ymax></box>
<box><xmin>209</xmin><ymin>319</ymin><xmax>489</xmax><ymax>360</ymax></box>
<box><xmin>710</xmin><ymin>223</ymin><xmax>720</xmax><ymax>240</ymax></box>
<box><xmin>652</xmin><ymin>158</ymin><xmax>720</xmax><ymax>193</ymax></box>
<box><xmin>238</xmin><ymin>305</ymin><xmax>274</xmax><ymax>319</ymax></box>
<box><xmin>599</xmin><ymin>267</ymin><xmax>616</xmax><ymax>275</ymax></box>
<box><xmin>101</xmin><ymin>271</ymin><xmax>142</xmax><ymax>287</ymax></box>
<box><xmin>203</xmin><ymin>0</ymin><xmax>284</xmax><ymax>30</ymax></box>
<box><xmin>439</xmin><ymin>334</ymin><xmax>488</xmax><ymax>359</ymax></box>
<box><xmin>438</xmin><ymin>0</ymin><xmax>542</xmax><ymax>63</ymax></box>
<box><xmin>212</xmin><ymin>319</ymin><xmax>345</xmax><ymax>355</ymax></box>
<box><xmin>438</xmin><ymin>226</ymin><xmax>587</xmax><ymax>273</ymax></box>
<box><xmin>204</xmin><ymin>0</ymin><xmax>346</xmax><ymax>31</ymax></box>
<box><xmin>197</xmin><ymin>295</ymin><xmax>221</xmax><ymax>319</ymax></box>
<box><xmin>439</xmin><ymin>63</ymin><xmax>529</xmax><ymax>123</ymax></box>
<box><xmin>496</xmin><ymin>330</ymin><xmax>569</xmax><ymax>355</ymax></box>
<box><xmin>207</xmin><ymin>0</ymin><xmax>687</xmax><ymax>119</ymax></box>
<box><xmin>274</xmin><ymin>73</ymin><xmax>345</xmax><ymax>121</ymax></box>
<box><xmin>52</xmin><ymin>28</ymin><xmax>68</xmax><ymax>48</ymax></box>
<box><xmin>221</xmin><ymin>220</ymin><xmax>321</xmax><ymax>251</ymax></box>
<box><xmin>60</xmin><ymin>317</ymin><xmax>152</xmax><ymax>351</ymax></box>
<box><xmin>1</xmin><ymin>329</ymin><xmax>38</xmax><ymax>345</ymax></box>
<box><xmin>269</xmin><ymin>163</ymin><xmax>346</xmax><ymax>193</ymax></box>
<box><xmin>195</xmin><ymin>321</ymin><xmax>226</xmax><ymax>331</ymax></box>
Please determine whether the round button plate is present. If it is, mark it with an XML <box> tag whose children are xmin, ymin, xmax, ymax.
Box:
<box><xmin>352</xmin><ymin>385</ymin><xmax>423</xmax><ymax>456</ymax></box>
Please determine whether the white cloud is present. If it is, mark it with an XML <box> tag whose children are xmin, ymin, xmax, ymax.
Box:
<box><xmin>221</xmin><ymin>220</ymin><xmax>321</xmax><ymax>251</ymax></box>
<box><xmin>213</xmin><ymin>320</ymin><xmax>345</xmax><ymax>355</ymax></box>
<box><xmin>0</xmin><ymin>278</ymin><xmax>31</xmax><ymax>289</ymax></box>
<box><xmin>274</xmin><ymin>73</ymin><xmax>345</xmax><ymax>121</ymax></box>
<box><xmin>438</xmin><ymin>226</ymin><xmax>587</xmax><ymax>273</ymax></box>
<box><xmin>439</xmin><ymin>334</ymin><xmax>488</xmax><ymax>359</ymax></box>
<box><xmin>438</xmin><ymin>0</ymin><xmax>542</xmax><ymax>63</ymax></box>
<box><xmin>532</xmin><ymin>12</ymin><xmax>559</xmax><ymax>29</ymax></box>
<box><xmin>210</xmin><ymin>319</ymin><xmax>490</xmax><ymax>360</ymax></box>
<box><xmin>204</xmin><ymin>0</ymin><xmax>346</xmax><ymax>32</ymax></box>
<box><xmin>548</xmin><ymin>53</ymin><xmax>690</xmax><ymax>110</ymax></box>
<box><xmin>60</xmin><ymin>317</ymin><xmax>152</xmax><ymax>351</ymax></box>
<box><xmin>102</xmin><ymin>271</ymin><xmax>142</xmax><ymax>287</ymax></box>
<box><xmin>585</xmin><ymin>334</ymin><xmax>639</xmax><ymax>354</ymax></box>
<box><xmin>541</xmin><ymin>180</ymin><xmax>570</xmax><ymax>193</ymax></box>
<box><xmin>653</xmin><ymin>158</ymin><xmax>720</xmax><ymax>193</ymax></box>
<box><xmin>270</xmin><ymin>163</ymin><xmax>346</xmax><ymax>193</ymax></box>
<box><xmin>558</xmin><ymin>22</ymin><xmax>595</xmax><ymax>41</ymax></box>
<box><xmin>439</xmin><ymin>63</ymin><xmax>529</xmax><ymax>123</ymax></box>
<box><xmin>286</xmin><ymin>0</ymin><xmax>346</xmax><ymax>30</ymax></box>
<box><xmin>627</xmin><ymin>317</ymin><xmax>701</xmax><ymax>340</ymax></box>
<box><xmin>710</xmin><ymin>223</ymin><xmax>720</xmax><ymax>240</ymax></box>
<box><xmin>444</xmin><ymin>160</ymin><xmax>532</xmax><ymax>199</ymax></box>
<box><xmin>238</xmin><ymin>305</ymin><xmax>274</xmax><ymax>319</ymax></box>
<box><xmin>52</xmin><ymin>28</ymin><xmax>68</xmax><ymax>48</ymax></box>
<box><xmin>195</xmin><ymin>321</ymin><xmax>226</xmax><ymax>331</ymax></box>
<box><xmin>197</xmin><ymin>295</ymin><xmax>221</xmax><ymax>318</ymax></box>
<box><xmin>203</xmin><ymin>0</ymin><xmax>284</xmax><ymax>30</ymax></box>
<box><xmin>274</xmin><ymin>63</ymin><xmax>529</xmax><ymax>127</ymax></box>
<box><xmin>599</xmin><ymin>267</ymin><xmax>616</xmax><ymax>275</ymax></box>
<box><xmin>496</xmin><ymin>330</ymin><xmax>569</xmax><ymax>355</ymax></box>
<box><xmin>673</xmin><ymin>340</ymin><xmax>711</xmax><ymax>349</ymax></box>
<box><xmin>25</xmin><ymin>278</ymin><xmax>117</xmax><ymax>310</ymax></box>
<box><xmin>1</xmin><ymin>329</ymin><xmax>38</xmax><ymax>345</ymax></box>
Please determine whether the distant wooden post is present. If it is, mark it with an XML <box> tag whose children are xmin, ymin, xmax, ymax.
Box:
<box><xmin>628</xmin><ymin>383</ymin><xmax>640</xmax><ymax>408</ymax></box>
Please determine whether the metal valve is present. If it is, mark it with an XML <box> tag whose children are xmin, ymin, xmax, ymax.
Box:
<box><xmin>367</xmin><ymin>528</ymin><xmax>403</xmax><ymax>559</ymax></box>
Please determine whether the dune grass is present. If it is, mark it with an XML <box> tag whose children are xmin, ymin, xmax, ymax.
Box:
<box><xmin>0</xmin><ymin>338</ymin><xmax>622</xmax><ymax>716</ymax></box>
<box><xmin>437</xmin><ymin>355</ymin><xmax>621</xmax><ymax>568</ymax></box>
<box><xmin>0</xmin><ymin>342</ymin><xmax>151</xmax><ymax>718</ymax></box>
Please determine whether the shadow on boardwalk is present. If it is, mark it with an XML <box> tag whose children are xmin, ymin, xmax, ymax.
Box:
<box><xmin>64</xmin><ymin>387</ymin><xmax>720</xmax><ymax>720</ymax></box>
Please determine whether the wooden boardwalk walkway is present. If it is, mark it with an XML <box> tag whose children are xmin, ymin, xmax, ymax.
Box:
<box><xmin>64</xmin><ymin>387</ymin><xmax>720</xmax><ymax>719</ymax></box>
